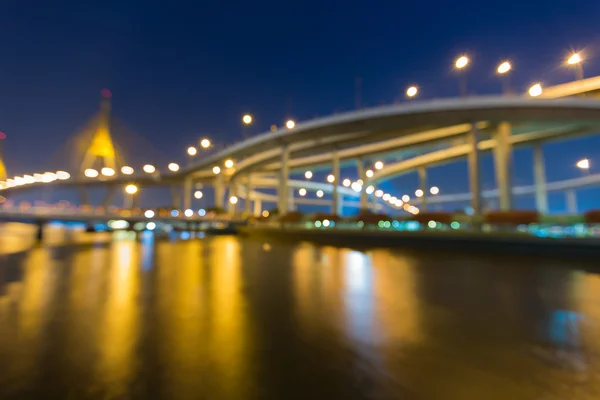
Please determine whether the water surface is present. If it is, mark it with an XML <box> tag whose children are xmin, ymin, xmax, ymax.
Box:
<box><xmin>1</xmin><ymin>228</ymin><xmax>599</xmax><ymax>399</ymax></box>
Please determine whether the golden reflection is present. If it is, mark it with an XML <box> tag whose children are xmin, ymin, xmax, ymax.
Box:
<box><xmin>343</xmin><ymin>250</ymin><xmax>376</xmax><ymax>342</ymax></box>
<box><xmin>155</xmin><ymin>239</ymin><xmax>204</xmax><ymax>380</ymax></box>
<box><xmin>207</xmin><ymin>236</ymin><xmax>250</xmax><ymax>396</ymax></box>
<box><xmin>370</xmin><ymin>250</ymin><xmax>423</xmax><ymax>344</ymax></box>
<box><xmin>292</xmin><ymin>245</ymin><xmax>347</xmax><ymax>338</ymax></box>
<box><xmin>96</xmin><ymin>239</ymin><xmax>139</xmax><ymax>394</ymax></box>
<box><xmin>292</xmin><ymin>243</ymin><xmax>318</xmax><ymax>333</ymax></box>
<box><xmin>5</xmin><ymin>247</ymin><xmax>57</xmax><ymax>380</ymax></box>
<box><xmin>18</xmin><ymin>247</ymin><xmax>55</xmax><ymax>339</ymax></box>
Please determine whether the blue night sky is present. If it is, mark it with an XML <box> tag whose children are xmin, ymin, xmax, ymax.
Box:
<box><xmin>2</xmin><ymin>0</ymin><xmax>600</xmax><ymax>212</ymax></box>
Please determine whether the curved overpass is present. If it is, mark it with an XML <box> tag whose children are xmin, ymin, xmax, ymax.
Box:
<box><xmin>4</xmin><ymin>78</ymin><xmax>600</xmax><ymax>216</ymax></box>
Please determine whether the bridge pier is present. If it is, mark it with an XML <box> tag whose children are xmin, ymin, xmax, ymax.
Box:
<box><xmin>288</xmin><ymin>187</ymin><xmax>296</xmax><ymax>211</ymax></box>
<box><xmin>533</xmin><ymin>143</ymin><xmax>549</xmax><ymax>213</ymax></box>
<box><xmin>228</xmin><ymin>183</ymin><xmax>238</xmax><ymax>215</ymax></box>
<box><xmin>183</xmin><ymin>177</ymin><xmax>192</xmax><ymax>211</ymax></box>
<box><xmin>467</xmin><ymin>124</ymin><xmax>481</xmax><ymax>215</ymax></box>
<box><xmin>370</xmin><ymin>184</ymin><xmax>378</xmax><ymax>212</ymax></box>
<box><xmin>102</xmin><ymin>185</ymin><xmax>117</xmax><ymax>208</ymax></box>
<box><xmin>566</xmin><ymin>189</ymin><xmax>578</xmax><ymax>214</ymax></box>
<box><xmin>245</xmin><ymin>174</ymin><xmax>253</xmax><ymax>215</ymax></box>
<box><xmin>254</xmin><ymin>199</ymin><xmax>262</xmax><ymax>216</ymax></box>
<box><xmin>332</xmin><ymin>150</ymin><xmax>340</xmax><ymax>215</ymax></box>
<box><xmin>418</xmin><ymin>167</ymin><xmax>428</xmax><ymax>212</ymax></box>
<box><xmin>214</xmin><ymin>174</ymin><xmax>225</xmax><ymax>210</ymax></box>
<box><xmin>356</xmin><ymin>158</ymin><xmax>368</xmax><ymax>211</ymax></box>
<box><xmin>494</xmin><ymin>122</ymin><xmax>513</xmax><ymax>211</ymax></box>
<box><xmin>278</xmin><ymin>145</ymin><xmax>290</xmax><ymax>214</ymax></box>
<box><xmin>337</xmin><ymin>194</ymin><xmax>344</xmax><ymax>215</ymax></box>
<box><xmin>78</xmin><ymin>187</ymin><xmax>90</xmax><ymax>207</ymax></box>
<box><xmin>171</xmin><ymin>185</ymin><xmax>182</xmax><ymax>209</ymax></box>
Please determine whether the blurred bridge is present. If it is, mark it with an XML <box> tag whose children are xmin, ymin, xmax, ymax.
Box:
<box><xmin>2</xmin><ymin>75</ymin><xmax>600</xmax><ymax>225</ymax></box>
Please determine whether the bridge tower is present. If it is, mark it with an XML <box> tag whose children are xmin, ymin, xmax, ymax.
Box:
<box><xmin>0</xmin><ymin>132</ymin><xmax>6</xmax><ymax>181</ymax></box>
<box><xmin>80</xmin><ymin>89</ymin><xmax>117</xmax><ymax>174</ymax></box>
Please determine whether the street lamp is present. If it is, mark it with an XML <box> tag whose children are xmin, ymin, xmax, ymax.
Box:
<box><xmin>187</xmin><ymin>146</ymin><xmax>197</xmax><ymax>156</ymax></box>
<box><xmin>84</xmin><ymin>169</ymin><xmax>98</xmax><ymax>178</ymax></box>
<box><xmin>299</xmin><ymin>188</ymin><xmax>307</xmax><ymax>196</ymax></box>
<box><xmin>168</xmin><ymin>162</ymin><xmax>180</xmax><ymax>172</ymax></box>
<box><xmin>200</xmin><ymin>138</ymin><xmax>211</xmax><ymax>149</ymax></box>
<box><xmin>143</xmin><ymin>164</ymin><xmax>156</xmax><ymax>174</ymax></box>
<box><xmin>402</xmin><ymin>194</ymin><xmax>410</xmax><ymax>202</ymax></box>
<box><xmin>454</xmin><ymin>55</ymin><xmax>469</xmax><ymax>97</ymax></box>
<box><xmin>316</xmin><ymin>190</ymin><xmax>324</xmax><ymax>198</ymax></box>
<box><xmin>576</xmin><ymin>158</ymin><xmax>590</xmax><ymax>170</ymax></box>
<box><xmin>567</xmin><ymin>52</ymin><xmax>584</xmax><ymax>80</ymax></box>
<box><xmin>194</xmin><ymin>190</ymin><xmax>203</xmax><ymax>199</ymax></box>
<box><xmin>124</xmin><ymin>184</ymin><xmax>138</xmax><ymax>208</ymax></box>
<box><xmin>327</xmin><ymin>174</ymin><xmax>335</xmax><ymax>183</ymax></box>
<box><xmin>225</xmin><ymin>159</ymin><xmax>234</xmax><ymax>169</ymax></box>
<box><xmin>497</xmin><ymin>61</ymin><xmax>512</xmax><ymax>94</ymax></box>
<box><xmin>229</xmin><ymin>196</ymin><xmax>238</xmax><ymax>205</ymax></box>
<box><xmin>101</xmin><ymin>167</ymin><xmax>115</xmax><ymax>177</ymax></box>
<box><xmin>497</xmin><ymin>61</ymin><xmax>511</xmax><ymax>74</ymax></box>
<box><xmin>342</xmin><ymin>178</ymin><xmax>351</xmax><ymax>187</ymax></box>
<box><xmin>415</xmin><ymin>189</ymin><xmax>424</xmax><ymax>198</ymax></box>
<box><xmin>212</xmin><ymin>166</ymin><xmax>221</xmax><ymax>174</ymax></box>
<box><xmin>242</xmin><ymin>114</ymin><xmax>252</xmax><ymax>138</ymax></box>
<box><xmin>406</xmin><ymin>86</ymin><xmax>418</xmax><ymax>98</ymax></box>
<box><xmin>374</xmin><ymin>161</ymin><xmax>384</xmax><ymax>170</ymax></box>
<box><xmin>528</xmin><ymin>83</ymin><xmax>543</xmax><ymax>97</ymax></box>
<box><xmin>366</xmin><ymin>169</ymin><xmax>374</xmax><ymax>178</ymax></box>
<box><xmin>125</xmin><ymin>184</ymin><xmax>138</xmax><ymax>195</ymax></box>
<box><xmin>430</xmin><ymin>186</ymin><xmax>440</xmax><ymax>195</ymax></box>
<box><xmin>304</xmin><ymin>171</ymin><xmax>313</xmax><ymax>179</ymax></box>
<box><xmin>121</xmin><ymin>166</ymin><xmax>134</xmax><ymax>175</ymax></box>
<box><xmin>286</xmin><ymin>120</ymin><xmax>296</xmax><ymax>129</ymax></box>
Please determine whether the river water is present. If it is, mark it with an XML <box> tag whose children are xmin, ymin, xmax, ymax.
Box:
<box><xmin>1</xmin><ymin>225</ymin><xmax>600</xmax><ymax>399</ymax></box>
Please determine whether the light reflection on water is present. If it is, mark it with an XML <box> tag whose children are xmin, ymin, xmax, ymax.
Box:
<box><xmin>0</xmin><ymin>227</ymin><xmax>599</xmax><ymax>398</ymax></box>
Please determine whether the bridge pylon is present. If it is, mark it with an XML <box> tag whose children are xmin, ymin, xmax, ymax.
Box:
<box><xmin>80</xmin><ymin>89</ymin><xmax>118</xmax><ymax>175</ymax></box>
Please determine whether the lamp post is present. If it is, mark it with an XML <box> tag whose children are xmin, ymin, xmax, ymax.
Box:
<box><xmin>455</xmin><ymin>55</ymin><xmax>469</xmax><ymax>97</ymax></box>
<box><xmin>528</xmin><ymin>83</ymin><xmax>543</xmax><ymax>97</ymax></box>
<box><xmin>124</xmin><ymin>184</ymin><xmax>138</xmax><ymax>208</ymax></box>
<box><xmin>576</xmin><ymin>158</ymin><xmax>590</xmax><ymax>175</ymax></box>
<box><xmin>406</xmin><ymin>86</ymin><xmax>418</xmax><ymax>98</ymax></box>
<box><xmin>242</xmin><ymin>114</ymin><xmax>252</xmax><ymax>138</ymax></box>
<box><xmin>567</xmin><ymin>52</ymin><xmax>584</xmax><ymax>80</ymax></box>
<box><xmin>496</xmin><ymin>61</ymin><xmax>512</xmax><ymax>94</ymax></box>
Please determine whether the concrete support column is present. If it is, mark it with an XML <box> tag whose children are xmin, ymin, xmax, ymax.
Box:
<box><xmin>356</xmin><ymin>159</ymin><xmax>368</xmax><ymax>210</ymax></box>
<box><xmin>171</xmin><ymin>185</ymin><xmax>182</xmax><ymax>209</ymax></box>
<box><xmin>418</xmin><ymin>167</ymin><xmax>428</xmax><ymax>212</ymax></box>
<box><xmin>494</xmin><ymin>122</ymin><xmax>513</xmax><ymax>211</ymax></box>
<box><xmin>78</xmin><ymin>188</ymin><xmax>90</xmax><ymax>207</ymax></box>
<box><xmin>467</xmin><ymin>124</ymin><xmax>481</xmax><ymax>215</ymax></box>
<box><xmin>566</xmin><ymin>189</ymin><xmax>578</xmax><ymax>214</ymax></box>
<box><xmin>337</xmin><ymin>194</ymin><xmax>344</xmax><ymax>215</ymax></box>
<box><xmin>332</xmin><ymin>150</ymin><xmax>340</xmax><ymax>215</ymax></box>
<box><xmin>214</xmin><ymin>175</ymin><xmax>225</xmax><ymax>210</ymax></box>
<box><xmin>245</xmin><ymin>174</ymin><xmax>253</xmax><ymax>215</ymax></box>
<box><xmin>253</xmin><ymin>199</ymin><xmax>262</xmax><ymax>216</ymax></box>
<box><xmin>228</xmin><ymin>183</ymin><xmax>237</xmax><ymax>215</ymax></box>
<box><xmin>102</xmin><ymin>185</ymin><xmax>117</xmax><ymax>208</ymax></box>
<box><xmin>288</xmin><ymin>187</ymin><xmax>296</xmax><ymax>212</ymax></box>
<box><xmin>533</xmin><ymin>143</ymin><xmax>549</xmax><ymax>214</ymax></box>
<box><xmin>278</xmin><ymin>145</ymin><xmax>290</xmax><ymax>214</ymax></box>
<box><xmin>370</xmin><ymin>184</ymin><xmax>377</xmax><ymax>212</ymax></box>
<box><xmin>183</xmin><ymin>177</ymin><xmax>192</xmax><ymax>211</ymax></box>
